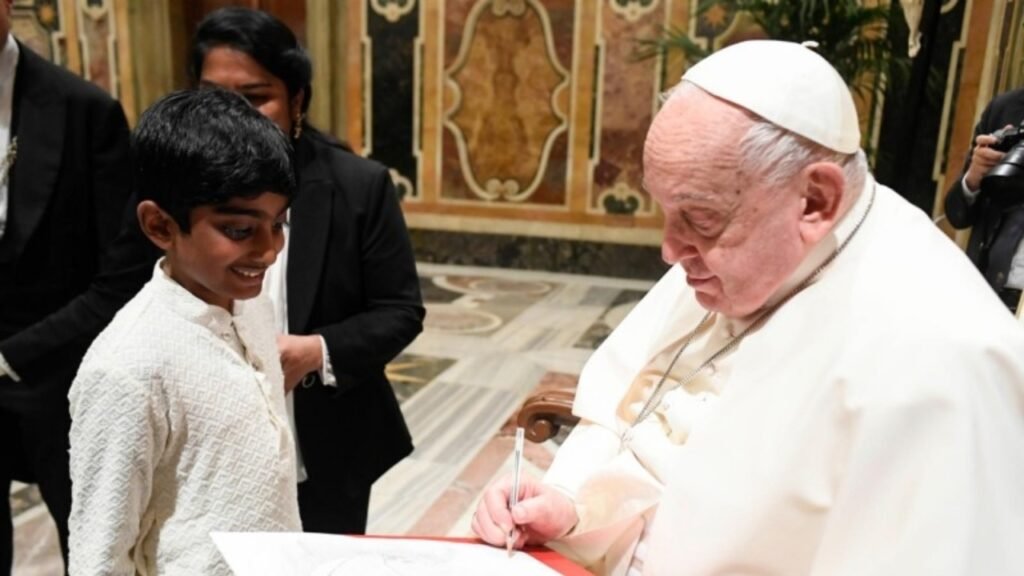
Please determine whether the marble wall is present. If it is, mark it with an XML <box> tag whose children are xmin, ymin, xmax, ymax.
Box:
<box><xmin>336</xmin><ymin>0</ymin><xmax>910</xmax><ymax>261</ymax></box>
<box><xmin>340</xmin><ymin>0</ymin><xmax>696</xmax><ymax>248</ymax></box>
<box><xmin>10</xmin><ymin>0</ymin><xmax>134</xmax><ymax>119</ymax></box>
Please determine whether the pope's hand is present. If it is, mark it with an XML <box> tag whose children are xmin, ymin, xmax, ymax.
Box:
<box><xmin>471</xmin><ymin>475</ymin><xmax>578</xmax><ymax>550</ymax></box>
<box><xmin>965</xmin><ymin>128</ymin><xmax>1010</xmax><ymax>191</ymax></box>
<box><xmin>277</xmin><ymin>334</ymin><xmax>323</xmax><ymax>393</ymax></box>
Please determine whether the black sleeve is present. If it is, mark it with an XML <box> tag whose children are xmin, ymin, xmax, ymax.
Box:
<box><xmin>316</xmin><ymin>167</ymin><xmax>425</xmax><ymax>389</ymax></box>
<box><xmin>944</xmin><ymin>100</ymin><xmax>995</xmax><ymax>229</ymax></box>
<box><xmin>0</xmin><ymin>97</ymin><xmax>157</xmax><ymax>379</ymax></box>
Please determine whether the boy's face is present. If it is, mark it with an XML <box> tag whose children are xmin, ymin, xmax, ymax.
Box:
<box><xmin>165</xmin><ymin>192</ymin><xmax>288</xmax><ymax>310</ymax></box>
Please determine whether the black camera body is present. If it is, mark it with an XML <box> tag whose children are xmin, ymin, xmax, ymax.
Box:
<box><xmin>991</xmin><ymin>123</ymin><xmax>1024</xmax><ymax>152</ymax></box>
<box><xmin>982</xmin><ymin>122</ymin><xmax>1024</xmax><ymax>206</ymax></box>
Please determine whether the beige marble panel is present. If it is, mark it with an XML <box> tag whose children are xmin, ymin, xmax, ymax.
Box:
<box><xmin>445</xmin><ymin>0</ymin><xmax>569</xmax><ymax>202</ymax></box>
<box><xmin>438</xmin><ymin>0</ymin><xmax>574</xmax><ymax>207</ymax></box>
<box><xmin>587</xmin><ymin>0</ymin><xmax>665</xmax><ymax>216</ymax></box>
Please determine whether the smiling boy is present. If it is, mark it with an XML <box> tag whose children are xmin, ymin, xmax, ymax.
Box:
<box><xmin>67</xmin><ymin>89</ymin><xmax>301</xmax><ymax>575</ymax></box>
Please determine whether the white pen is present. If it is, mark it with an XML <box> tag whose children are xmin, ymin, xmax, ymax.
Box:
<box><xmin>506</xmin><ymin>426</ymin><xmax>525</xmax><ymax>557</ymax></box>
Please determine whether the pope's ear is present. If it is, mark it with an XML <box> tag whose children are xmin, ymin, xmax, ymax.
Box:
<box><xmin>137</xmin><ymin>200</ymin><xmax>178</xmax><ymax>251</ymax></box>
<box><xmin>797</xmin><ymin>162</ymin><xmax>845</xmax><ymax>245</ymax></box>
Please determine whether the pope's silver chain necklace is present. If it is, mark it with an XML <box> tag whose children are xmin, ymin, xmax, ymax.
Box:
<box><xmin>628</xmin><ymin>185</ymin><xmax>877</xmax><ymax>431</ymax></box>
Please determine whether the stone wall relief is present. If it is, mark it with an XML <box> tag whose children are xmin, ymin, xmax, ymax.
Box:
<box><xmin>390</xmin><ymin>168</ymin><xmax>419</xmax><ymax>201</ymax></box>
<box><xmin>443</xmin><ymin>0</ymin><xmax>570</xmax><ymax>203</ymax></box>
<box><xmin>10</xmin><ymin>0</ymin><xmax>67</xmax><ymax>65</ymax></box>
<box><xmin>370</xmin><ymin>0</ymin><xmax>418</xmax><ymax>23</ymax></box>
<box><xmin>76</xmin><ymin>0</ymin><xmax>118</xmax><ymax>97</ymax></box>
<box><xmin>608</xmin><ymin>0</ymin><xmax>659</xmax><ymax>23</ymax></box>
<box><xmin>598</xmin><ymin>182</ymin><xmax>645</xmax><ymax>215</ymax></box>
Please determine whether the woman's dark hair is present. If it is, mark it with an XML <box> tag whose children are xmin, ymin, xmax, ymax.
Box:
<box><xmin>189</xmin><ymin>7</ymin><xmax>313</xmax><ymax>114</ymax></box>
<box><xmin>133</xmin><ymin>88</ymin><xmax>295</xmax><ymax>232</ymax></box>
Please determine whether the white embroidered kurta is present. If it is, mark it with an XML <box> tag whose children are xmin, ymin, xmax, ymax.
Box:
<box><xmin>546</xmin><ymin>179</ymin><xmax>1024</xmax><ymax>575</ymax></box>
<box><xmin>68</xmin><ymin>262</ymin><xmax>301</xmax><ymax>576</ymax></box>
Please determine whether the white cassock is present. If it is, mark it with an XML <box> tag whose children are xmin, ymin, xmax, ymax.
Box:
<box><xmin>544</xmin><ymin>177</ymin><xmax>1024</xmax><ymax>575</ymax></box>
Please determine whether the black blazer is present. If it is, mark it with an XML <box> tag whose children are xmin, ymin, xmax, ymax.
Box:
<box><xmin>944</xmin><ymin>88</ymin><xmax>1024</xmax><ymax>287</ymax></box>
<box><xmin>0</xmin><ymin>42</ymin><xmax>151</xmax><ymax>413</ymax></box>
<box><xmin>289</xmin><ymin>129</ymin><xmax>424</xmax><ymax>491</ymax></box>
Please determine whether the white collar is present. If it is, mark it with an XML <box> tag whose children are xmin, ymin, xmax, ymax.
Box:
<box><xmin>150</xmin><ymin>258</ymin><xmax>247</xmax><ymax>336</ymax></box>
<box><xmin>0</xmin><ymin>35</ymin><xmax>20</xmax><ymax>92</ymax></box>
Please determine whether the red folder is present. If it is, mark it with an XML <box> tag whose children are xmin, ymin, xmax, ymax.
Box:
<box><xmin>361</xmin><ymin>535</ymin><xmax>593</xmax><ymax>575</ymax></box>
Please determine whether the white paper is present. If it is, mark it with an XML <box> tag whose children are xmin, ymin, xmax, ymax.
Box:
<box><xmin>212</xmin><ymin>532</ymin><xmax>561</xmax><ymax>576</ymax></box>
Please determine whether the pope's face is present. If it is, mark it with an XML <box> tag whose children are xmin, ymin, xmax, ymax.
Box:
<box><xmin>643</xmin><ymin>88</ymin><xmax>807</xmax><ymax>318</ymax></box>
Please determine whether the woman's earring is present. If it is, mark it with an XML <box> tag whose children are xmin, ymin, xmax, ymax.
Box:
<box><xmin>292</xmin><ymin>113</ymin><xmax>304</xmax><ymax>140</ymax></box>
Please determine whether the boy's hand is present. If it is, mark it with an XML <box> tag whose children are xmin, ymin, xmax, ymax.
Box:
<box><xmin>277</xmin><ymin>334</ymin><xmax>323</xmax><ymax>393</ymax></box>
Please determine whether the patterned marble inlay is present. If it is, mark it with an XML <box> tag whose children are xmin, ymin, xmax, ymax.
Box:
<box><xmin>588</xmin><ymin>0</ymin><xmax>665</xmax><ymax>216</ymax></box>
<box><xmin>574</xmin><ymin>288</ymin><xmax>646</xmax><ymax>349</ymax></box>
<box><xmin>366</xmin><ymin>0</ymin><xmax>420</xmax><ymax>201</ymax></box>
<box><xmin>368</xmin><ymin>263</ymin><xmax>652</xmax><ymax>534</ymax></box>
<box><xmin>424</xmin><ymin>303</ymin><xmax>504</xmax><ymax>334</ymax></box>
<box><xmin>409</xmin><ymin>228</ymin><xmax>668</xmax><ymax>280</ymax></box>
<box><xmin>608</xmin><ymin>0</ymin><xmax>659</xmax><ymax>23</ymax></box>
<box><xmin>11</xmin><ymin>0</ymin><xmax>66</xmax><ymax>65</ymax></box>
<box><xmin>386</xmin><ymin>352</ymin><xmax>457</xmax><ymax>403</ymax></box>
<box><xmin>370</xmin><ymin>0</ymin><xmax>417</xmax><ymax>22</ymax></box>
<box><xmin>444</xmin><ymin>0</ymin><xmax>570</xmax><ymax>203</ymax></box>
<box><xmin>433</xmin><ymin>275</ymin><xmax>554</xmax><ymax>297</ymax></box>
<box><xmin>77</xmin><ymin>0</ymin><xmax>117</xmax><ymax>96</ymax></box>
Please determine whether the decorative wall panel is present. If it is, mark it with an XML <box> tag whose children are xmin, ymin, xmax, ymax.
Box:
<box><xmin>76</xmin><ymin>0</ymin><xmax>117</xmax><ymax>97</ymax></box>
<box><xmin>339</xmin><ymin>0</ymin><xmax>732</xmax><ymax>244</ymax></box>
<box><xmin>588</xmin><ymin>0</ymin><xmax>666</xmax><ymax>217</ymax></box>
<box><xmin>10</xmin><ymin>0</ymin><xmax>70</xmax><ymax>66</ymax></box>
<box><xmin>366</xmin><ymin>0</ymin><xmax>421</xmax><ymax>200</ymax></box>
<box><xmin>441</xmin><ymin>0</ymin><xmax>572</xmax><ymax>207</ymax></box>
<box><xmin>9</xmin><ymin>0</ymin><xmax>134</xmax><ymax>118</ymax></box>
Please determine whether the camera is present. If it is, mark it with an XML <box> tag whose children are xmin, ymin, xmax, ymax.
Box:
<box><xmin>981</xmin><ymin>122</ymin><xmax>1024</xmax><ymax>206</ymax></box>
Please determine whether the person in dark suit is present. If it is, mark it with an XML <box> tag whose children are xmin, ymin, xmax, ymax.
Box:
<box><xmin>191</xmin><ymin>7</ymin><xmax>425</xmax><ymax>534</ymax></box>
<box><xmin>0</xmin><ymin>0</ymin><xmax>156</xmax><ymax>572</ymax></box>
<box><xmin>945</xmin><ymin>88</ymin><xmax>1024</xmax><ymax>312</ymax></box>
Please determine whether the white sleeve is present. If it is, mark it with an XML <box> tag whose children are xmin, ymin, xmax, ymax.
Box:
<box><xmin>808</xmin><ymin>359</ymin><xmax>1024</xmax><ymax>575</ymax></box>
<box><xmin>318</xmin><ymin>335</ymin><xmax>336</xmax><ymax>387</ymax></box>
<box><xmin>0</xmin><ymin>351</ymin><xmax>21</xmax><ymax>381</ymax></box>
<box><xmin>960</xmin><ymin>175</ymin><xmax>982</xmax><ymax>205</ymax></box>
<box><xmin>543</xmin><ymin>421</ymin><xmax>620</xmax><ymax>497</ymax></box>
<box><xmin>68</xmin><ymin>361</ymin><xmax>168</xmax><ymax>576</ymax></box>
<box><xmin>543</xmin><ymin>421</ymin><xmax>661</xmax><ymax>572</ymax></box>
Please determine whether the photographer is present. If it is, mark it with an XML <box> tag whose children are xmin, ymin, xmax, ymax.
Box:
<box><xmin>945</xmin><ymin>87</ymin><xmax>1024</xmax><ymax>312</ymax></box>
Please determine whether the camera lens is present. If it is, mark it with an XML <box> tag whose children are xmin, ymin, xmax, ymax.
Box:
<box><xmin>982</xmin><ymin>141</ymin><xmax>1024</xmax><ymax>202</ymax></box>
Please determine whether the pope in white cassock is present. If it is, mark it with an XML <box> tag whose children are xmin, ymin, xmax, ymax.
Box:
<box><xmin>472</xmin><ymin>40</ymin><xmax>1024</xmax><ymax>575</ymax></box>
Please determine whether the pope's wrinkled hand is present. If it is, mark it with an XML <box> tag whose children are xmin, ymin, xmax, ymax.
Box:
<box><xmin>471</xmin><ymin>474</ymin><xmax>578</xmax><ymax>550</ymax></box>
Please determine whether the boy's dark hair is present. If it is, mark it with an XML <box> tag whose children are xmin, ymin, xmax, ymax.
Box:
<box><xmin>133</xmin><ymin>88</ymin><xmax>295</xmax><ymax>232</ymax></box>
<box><xmin>190</xmin><ymin>7</ymin><xmax>313</xmax><ymax>115</ymax></box>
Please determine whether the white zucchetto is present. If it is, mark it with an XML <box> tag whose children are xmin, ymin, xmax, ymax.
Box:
<box><xmin>682</xmin><ymin>40</ymin><xmax>861</xmax><ymax>154</ymax></box>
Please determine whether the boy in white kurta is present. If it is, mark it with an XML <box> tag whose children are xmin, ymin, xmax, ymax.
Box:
<box><xmin>68</xmin><ymin>89</ymin><xmax>301</xmax><ymax>575</ymax></box>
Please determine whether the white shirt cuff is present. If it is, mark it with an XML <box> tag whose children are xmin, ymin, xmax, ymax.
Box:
<box><xmin>0</xmin><ymin>351</ymin><xmax>21</xmax><ymax>382</ymax></box>
<box><xmin>961</xmin><ymin>175</ymin><xmax>981</xmax><ymax>205</ymax></box>
<box><xmin>318</xmin><ymin>336</ymin><xmax>337</xmax><ymax>387</ymax></box>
